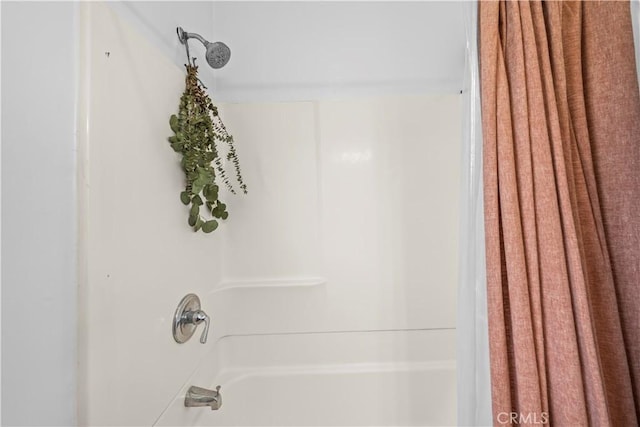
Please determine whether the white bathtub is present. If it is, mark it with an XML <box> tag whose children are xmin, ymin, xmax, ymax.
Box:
<box><xmin>156</xmin><ymin>329</ymin><xmax>456</xmax><ymax>426</ymax></box>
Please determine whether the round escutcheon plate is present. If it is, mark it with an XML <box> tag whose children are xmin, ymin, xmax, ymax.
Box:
<box><xmin>173</xmin><ymin>293</ymin><xmax>201</xmax><ymax>343</ymax></box>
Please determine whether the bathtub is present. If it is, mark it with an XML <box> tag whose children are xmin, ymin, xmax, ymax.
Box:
<box><xmin>155</xmin><ymin>329</ymin><xmax>456</xmax><ymax>426</ymax></box>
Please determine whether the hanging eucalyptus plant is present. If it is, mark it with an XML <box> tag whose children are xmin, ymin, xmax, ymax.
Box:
<box><xmin>168</xmin><ymin>63</ymin><xmax>246</xmax><ymax>233</ymax></box>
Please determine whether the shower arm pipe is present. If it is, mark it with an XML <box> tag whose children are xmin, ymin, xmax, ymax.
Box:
<box><xmin>177</xmin><ymin>27</ymin><xmax>207</xmax><ymax>47</ymax></box>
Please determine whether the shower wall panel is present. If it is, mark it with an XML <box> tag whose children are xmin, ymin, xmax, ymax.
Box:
<box><xmin>79</xmin><ymin>3</ymin><xmax>224</xmax><ymax>425</ymax></box>
<box><xmin>216</xmin><ymin>102</ymin><xmax>322</xmax><ymax>281</ymax></box>
<box><xmin>156</xmin><ymin>96</ymin><xmax>462</xmax><ymax>425</ymax></box>
<box><xmin>213</xmin><ymin>95</ymin><xmax>460</xmax><ymax>336</ymax></box>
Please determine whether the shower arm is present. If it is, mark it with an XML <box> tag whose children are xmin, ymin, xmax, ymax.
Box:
<box><xmin>177</xmin><ymin>27</ymin><xmax>208</xmax><ymax>48</ymax></box>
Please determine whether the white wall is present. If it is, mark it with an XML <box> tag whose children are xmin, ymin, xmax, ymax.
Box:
<box><xmin>152</xmin><ymin>95</ymin><xmax>460</xmax><ymax>427</ymax></box>
<box><xmin>211</xmin><ymin>1</ymin><xmax>466</xmax><ymax>102</ymax></box>
<box><xmin>108</xmin><ymin>1</ymin><xmax>217</xmax><ymax>88</ymax></box>
<box><xmin>216</xmin><ymin>96</ymin><xmax>460</xmax><ymax>335</ymax></box>
<box><xmin>78</xmin><ymin>3</ymin><xmax>225</xmax><ymax>425</ymax></box>
<box><xmin>1</xmin><ymin>2</ymin><xmax>78</xmax><ymax>425</ymax></box>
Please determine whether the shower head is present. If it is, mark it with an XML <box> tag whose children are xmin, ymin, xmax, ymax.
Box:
<box><xmin>177</xmin><ymin>27</ymin><xmax>231</xmax><ymax>69</ymax></box>
<box><xmin>204</xmin><ymin>41</ymin><xmax>231</xmax><ymax>69</ymax></box>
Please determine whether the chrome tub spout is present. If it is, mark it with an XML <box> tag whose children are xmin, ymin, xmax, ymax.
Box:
<box><xmin>184</xmin><ymin>385</ymin><xmax>222</xmax><ymax>410</ymax></box>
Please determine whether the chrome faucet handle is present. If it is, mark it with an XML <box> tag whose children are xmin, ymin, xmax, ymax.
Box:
<box><xmin>195</xmin><ymin>311</ymin><xmax>210</xmax><ymax>344</ymax></box>
<box><xmin>183</xmin><ymin>310</ymin><xmax>210</xmax><ymax>344</ymax></box>
<box><xmin>173</xmin><ymin>294</ymin><xmax>211</xmax><ymax>344</ymax></box>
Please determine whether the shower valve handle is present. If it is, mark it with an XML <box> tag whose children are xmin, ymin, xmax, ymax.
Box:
<box><xmin>183</xmin><ymin>310</ymin><xmax>210</xmax><ymax>344</ymax></box>
<box><xmin>172</xmin><ymin>294</ymin><xmax>211</xmax><ymax>344</ymax></box>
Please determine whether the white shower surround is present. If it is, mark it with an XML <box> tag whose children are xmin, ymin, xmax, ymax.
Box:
<box><xmin>80</xmin><ymin>3</ymin><xmax>461</xmax><ymax>425</ymax></box>
<box><xmin>152</xmin><ymin>95</ymin><xmax>462</xmax><ymax>424</ymax></box>
<box><xmin>457</xmin><ymin>3</ymin><xmax>492</xmax><ymax>427</ymax></box>
<box><xmin>156</xmin><ymin>330</ymin><xmax>456</xmax><ymax>426</ymax></box>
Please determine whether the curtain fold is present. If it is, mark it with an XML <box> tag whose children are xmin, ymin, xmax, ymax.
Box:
<box><xmin>479</xmin><ymin>1</ymin><xmax>640</xmax><ymax>425</ymax></box>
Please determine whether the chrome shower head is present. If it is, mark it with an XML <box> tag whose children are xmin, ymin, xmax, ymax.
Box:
<box><xmin>204</xmin><ymin>41</ymin><xmax>231</xmax><ymax>69</ymax></box>
<box><xmin>177</xmin><ymin>27</ymin><xmax>231</xmax><ymax>69</ymax></box>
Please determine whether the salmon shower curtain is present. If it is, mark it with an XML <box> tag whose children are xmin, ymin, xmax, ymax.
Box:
<box><xmin>479</xmin><ymin>1</ymin><xmax>640</xmax><ymax>425</ymax></box>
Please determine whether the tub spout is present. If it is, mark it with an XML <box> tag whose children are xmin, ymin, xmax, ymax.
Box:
<box><xmin>185</xmin><ymin>385</ymin><xmax>222</xmax><ymax>410</ymax></box>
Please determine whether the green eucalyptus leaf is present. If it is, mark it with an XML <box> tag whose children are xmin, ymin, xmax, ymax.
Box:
<box><xmin>192</xmin><ymin>181</ymin><xmax>205</xmax><ymax>195</ymax></box>
<box><xmin>202</xmin><ymin>220</ymin><xmax>219</xmax><ymax>233</ymax></box>
<box><xmin>192</xmin><ymin>195</ymin><xmax>203</xmax><ymax>206</ymax></box>
<box><xmin>168</xmin><ymin>135</ymin><xmax>178</xmax><ymax>144</ymax></box>
<box><xmin>203</xmin><ymin>184</ymin><xmax>218</xmax><ymax>202</ymax></box>
<box><xmin>189</xmin><ymin>203</ymin><xmax>199</xmax><ymax>217</ymax></box>
<box><xmin>180</xmin><ymin>191</ymin><xmax>190</xmax><ymax>205</ymax></box>
<box><xmin>170</xmin><ymin>115</ymin><xmax>179</xmax><ymax>133</ymax></box>
<box><xmin>194</xmin><ymin>216</ymin><xmax>203</xmax><ymax>231</ymax></box>
<box><xmin>192</xmin><ymin>167</ymin><xmax>214</xmax><ymax>195</ymax></box>
<box><xmin>221</xmin><ymin>211</ymin><xmax>229</xmax><ymax>220</ymax></box>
